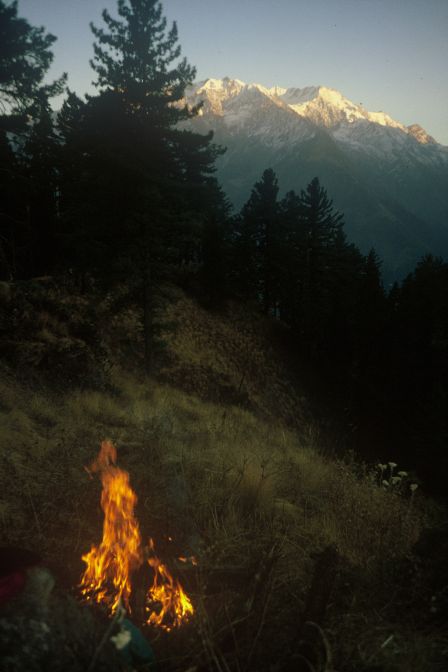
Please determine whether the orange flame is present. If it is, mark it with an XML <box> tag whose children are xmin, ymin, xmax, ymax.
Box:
<box><xmin>146</xmin><ymin>539</ymin><xmax>194</xmax><ymax>631</ymax></box>
<box><xmin>80</xmin><ymin>441</ymin><xmax>194</xmax><ymax>629</ymax></box>
<box><xmin>80</xmin><ymin>440</ymin><xmax>142</xmax><ymax>611</ymax></box>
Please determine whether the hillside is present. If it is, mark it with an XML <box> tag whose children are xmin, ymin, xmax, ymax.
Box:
<box><xmin>1</xmin><ymin>279</ymin><xmax>447</xmax><ymax>671</ymax></box>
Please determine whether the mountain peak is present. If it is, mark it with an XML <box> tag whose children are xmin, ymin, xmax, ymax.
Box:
<box><xmin>407</xmin><ymin>123</ymin><xmax>436</xmax><ymax>144</ymax></box>
<box><xmin>182</xmin><ymin>77</ymin><xmax>447</xmax><ymax>282</ymax></box>
<box><xmin>198</xmin><ymin>77</ymin><xmax>245</xmax><ymax>91</ymax></box>
<box><xmin>186</xmin><ymin>78</ymin><xmax>437</xmax><ymax>147</ymax></box>
<box><xmin>189</xmin><ymin>77</ymin><xmax>246</xmax><ymax>115</ymax></box>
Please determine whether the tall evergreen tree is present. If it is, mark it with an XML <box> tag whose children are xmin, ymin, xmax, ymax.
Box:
<box><xmin>235</xmin><ymin>168</ymin><xmax>280</xmax><ymax>313</ymax></box>
<box><xmin>275</xmin><ymin>189</ymin><xmax>309</xmax><ymax>325</ymax></box>
<box><xmin>324</xmin><ymin>227</ymin><xmax>364</xmax><ymax>363</ymax></box>
<box><xmin>63</xmin><ymin>0</ymin><xmax>223</xmax><ymax>371</ymax></box>
<box><xmin>297</xmin><ymin>177</ymin><xmax>344</xmax><ymax>352</ymax></box>
<box><xmin>0</xmin><ymin>0</ymin><xmax>65</xmax><ymax>124</ymax></box>
<box><xmin>21</xmin><ymin>99</ymin><xmax>60</xmax><ymax>275</ymax></box>
<box><xmin>355</xmin><ymin>248</ymin><xmax>386</xmax><ymax>349</ymax></box>
<box><xmin>0</xmin><ymin>1</ymin><xmax>65</xmax><ymax>279</ymax></box>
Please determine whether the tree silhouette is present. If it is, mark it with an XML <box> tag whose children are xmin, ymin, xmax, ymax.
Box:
<box><xmin>298</xmin><ymin>177</ymin><xmax>344</xmax><ymax>353</ymax></box>
<box><xmin>0</xmin><ymin>1</ymin><xmax>65</xmax><ymax>279</ymax></box>
<box><xmin>0</xmin><ymin>0</ymin><xmax>65</xmax><ymax>123</ymax></box>
<box><xmin>236</xmin><ymin>168</ymin><xmax>280</xmax><ymax>313</ymax></box>
<box><xmin>62</xmin><ymin>0</ymin><xmax>224</xmax><ymax>371</ymax></box>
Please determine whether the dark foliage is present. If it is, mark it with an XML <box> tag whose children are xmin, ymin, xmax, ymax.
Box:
<box><xmin>0</xmin><ymin>0</ymin><xmax>66</xmax><ymax>279</ymax></box>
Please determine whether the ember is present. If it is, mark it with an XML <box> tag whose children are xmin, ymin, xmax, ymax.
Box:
<box><xmin>80</xmin><ymin>440</ymin><xmax>194</xmax><ymax>629</ymax></box>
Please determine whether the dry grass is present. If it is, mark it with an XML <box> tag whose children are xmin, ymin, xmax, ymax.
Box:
<box><xmin>159</xmin><ymin>294</ymin><xmax>310</xmax><ymax>427</ymax></box>
<box><xmin>0</xmin><ymin>366</ymin><xmax>441</xmax><ymax>670</ymax></box>
<box><xmin>0</xmin><ymin>286</ymin><xmax>446</xmax><ymax>671</ymax></box>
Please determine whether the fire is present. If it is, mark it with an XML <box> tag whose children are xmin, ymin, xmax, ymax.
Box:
<box><xmin>80</xmin><ymin>441</ymin><xmax>194</xmax><ymax>629</ymax></box>
<box><xmin>147</xmin><ymin>539</ymin><xmax>194</xmax><ymax>631</ymax></box>
<box><xmin>80</xmin><ymin>440</ymin><xmax>142</xmax><ymax>611</ymax></box>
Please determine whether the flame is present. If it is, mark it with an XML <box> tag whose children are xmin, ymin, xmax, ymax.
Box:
<box><xmin>178</xmin><ymin>556</ymin><xmax>198</xmax><ymax>566</ymax></box>
<box><xmin>80</xmin><ymin>441</ymin><xmax>194</xmax><ymax>629</ymax></box>
<box><xmin>80</xmin><ymin>440</ymin><xmax>142</xmax><ymax>611</ymax></box>
<box><xmin>146</xmin><ymin>539</ymin><xmax>194</xmax><ymax>631</ymax></box>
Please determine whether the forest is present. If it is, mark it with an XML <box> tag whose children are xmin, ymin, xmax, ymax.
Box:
<box><xmin>1</xmin><ymin>1</ymin><xmax>447</xmax><ymax>671</ymax></box>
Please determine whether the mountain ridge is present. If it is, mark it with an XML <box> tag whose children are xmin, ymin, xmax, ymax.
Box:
<box><xmin>186</xmin><ymin>77</ymin><xmax>446</xmax><ymax>150</ymax></box>
<box><xmin>183</xmin><ymin>77</ymin><xmax>448</xmax><ymax>280</ymax></box>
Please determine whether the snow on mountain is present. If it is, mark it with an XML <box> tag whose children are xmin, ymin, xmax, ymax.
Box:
<box><xmin>191</xmin><ymin>77</ymin><xmax>246</xmax><ymax>115</ymax></box>
<box><xmin>279</xmin><ymin>85</ymin><xmax>370</xmax><ymax>128</ymax></box>
<box><xmin>185</xmin><ymin>77</ymin><xmax>316</xmax><ymax>148</ymax></box>
<box><xmin>407</xmin><ymin>124</ymin><xmax>436</xmax><ymax>145</ymax></box>
<box><xmin>185</xmin><ymin>78</ymin><xmax>446</xmax><ymax>161</ymax></box>
<box><xmin>183</xmin><ymin>78</ymin><xmax>448</xmax><ymax>280</ymax></box>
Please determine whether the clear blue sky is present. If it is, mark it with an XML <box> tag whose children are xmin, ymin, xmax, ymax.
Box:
<box><xmin>18</xmin><ymin>0</ymin><xmax>448</xmax><ymax>144</ymax></box>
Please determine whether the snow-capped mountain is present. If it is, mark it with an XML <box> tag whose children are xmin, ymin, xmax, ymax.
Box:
<box><xmin>183</xmin><ymin>78</ymin><xmax>448</xmax><ymax>279</ymax></box>
<box><xmin>185</xmin><ymin>77</ymin><xmax>446</xmax><ymax>158</ymax></box>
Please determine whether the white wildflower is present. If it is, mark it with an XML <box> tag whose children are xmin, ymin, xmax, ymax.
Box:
<box><xmin>410</xmin><ymin>483</ymin><xmax>418</xmax><ymax>493</ymax></box>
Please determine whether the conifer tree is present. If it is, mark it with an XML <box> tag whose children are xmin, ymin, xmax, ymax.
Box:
<box><xmin>0</xmin><ymin>0</ymin><xmax>66</xmax><ymax>124</ymax></box>
<box><xmin>21</xmin><ymin>98</ymin><xmax>60</xmax><ymax>275</ymax></box>
<box><xmin>56</xmin><ymin>92</ymin><xmax>89</xmax><ymax>282</ymax></box>
<box><xmin>0</xmin><ymin>1</ymin><xmax>65</xmax><ymax>279</ymax></box>
<box><xmin>277</xmin><ymin>189</ymin><xmax>308</xmax><ymax>325</ymax></box>
<box><xmin>298</xmin><ymin>177</ymin><xmax>344</xmax><ymax>352</ymax></box>
<box><xmin>236</xmin><ymin>168</ymin><xmax>280</xmax><ymax>313</ymax></box>
<box><xmin>324</xmin><ymin>227</ymin><xmax>364</xmax><ymax>363</ymax></box>
<box><xmin>90</xmin><ymin>0</ymin><xmax>194</xmax><ymax>114</ymax></box>
<box><xmin>350</xmin><ymin>248</ymin><xmax>386</xmax><ymax>429</ymax></box>
<box><xmin>356</xmin><ymin>248</ymin><xmax>385</xmax><ymax>343</ymax></box>
<box><xmin>75</xmin><ymin>0</ymin><xmax>223</xmax><ymax>371</ymax></box>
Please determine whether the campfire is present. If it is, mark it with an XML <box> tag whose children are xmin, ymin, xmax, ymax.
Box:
<box><xmin>79</xmin><ymin>440</ymin><xmax>194</xmax><ymax>631</ymax></box>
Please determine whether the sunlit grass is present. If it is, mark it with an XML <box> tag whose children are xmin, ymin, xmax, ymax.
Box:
<box><xmin>0</xmin><ymin>369</ymin><xmax>425</xmax><ymax>570</ymax></box>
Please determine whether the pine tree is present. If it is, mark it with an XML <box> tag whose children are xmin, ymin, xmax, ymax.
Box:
<box><xmin>356</xmin><ymin>248</ymin><xmax>385</xmax><ymax>339</ymax></box>
<box><xmin>277</xmin><ymin>189</ymin><xmax>308</xmax><ymax>325</ymax></box>
<box><xmin>236</xmin><ymin>168</ymin><xmax>280</xmax><ymax>313</ymax></box>
<box><xmin>90</xmin><ymin>0</ymin><xmax>194</xmax><ymax>117</ymax></box>
<box><xmin>324</xmin><ymin>227</ymin><xmax>364</xmax><ymax>363</ymax></box>
<box><xmin>0</xmin><ymin>1</ymin><xmax>65</xmax><ymax>279</ymax></box>
<box><xmin>73</xmin><ymin>0</ymin><xmax>223</xmax><ymax>372</ymax></box>
<box><xmin>349</xmin><ymin>248</ymin><xmax>387</xmax><ymax>433</ymax></box>
<box><xmin>21</xmin><ymin>98</ymin><xmax>60</xmax><ymax>275</ymax></box>
<box><xmin>56</xmin><ymin>92</ymin><xmax>90</xmax><ymax>284</ymax></box>
<box><xmin>0</xmin><ymin>0</ymin><xmax>66</xmax><ymax>124</ymax></box>
<box><xmin>298</xmin><ymin>177</ymin><xmax>344</xmax><ymax>353</ymax></box>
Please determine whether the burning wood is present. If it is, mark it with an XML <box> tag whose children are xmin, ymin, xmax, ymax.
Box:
<box><xmin>79</xmin><ymin>441</ymin><xmax>193</xmax><ymax>630</ymax></box>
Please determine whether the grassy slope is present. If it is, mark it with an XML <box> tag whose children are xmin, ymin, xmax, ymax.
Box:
<box><xmin>0</xmin><ymin>280</ymin><xmax>446</xmax><ymax>671</ymax></box>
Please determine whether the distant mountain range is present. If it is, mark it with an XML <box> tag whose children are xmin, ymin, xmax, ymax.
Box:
<box><xmin>184</xmin><ymin>77</ymin><xmax>448</xmax><ymax>280</ymax></box>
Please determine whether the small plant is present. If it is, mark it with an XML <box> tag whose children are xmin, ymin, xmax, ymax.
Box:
<box><xmin>376</xmin><ymin>462</ymin><xmax>420</xmax><ymax>500</ymax></box>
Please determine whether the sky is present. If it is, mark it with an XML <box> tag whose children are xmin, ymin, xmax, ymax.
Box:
<box><xmin>18</xmin><ymin>0</ymin><xmax>448</xmax><ymax>145</ymax></box>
